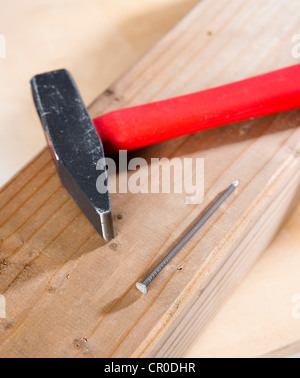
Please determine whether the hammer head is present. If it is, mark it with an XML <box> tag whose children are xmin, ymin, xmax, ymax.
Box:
<box><xmin>31</xmin><ymin>70</ymin><xmax>114</xmax><ymax>242</ymax></box>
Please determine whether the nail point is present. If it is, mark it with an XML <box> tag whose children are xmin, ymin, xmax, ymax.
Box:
<box><xmin>233</xmin><ymin>180</ymin><xmax>240</xmax><ymax>187</ymax></box>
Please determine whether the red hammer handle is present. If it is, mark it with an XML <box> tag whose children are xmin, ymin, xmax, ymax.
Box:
<box><xmin>94</xmin><ymin>64</ymin><xmax>300</xmax><ymax>155</ymax></box>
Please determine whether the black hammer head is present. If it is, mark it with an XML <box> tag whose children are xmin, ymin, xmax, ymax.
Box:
<box><xmin>31</xmin><ymin>70</ymin><xmax>114</xmax><ymax>241</ymax></box>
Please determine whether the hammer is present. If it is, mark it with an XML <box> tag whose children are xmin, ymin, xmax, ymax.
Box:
<box><xmin>31</xmin><ymin>64</ymin><xmax>300</xmax><ymax>241</ymax></box>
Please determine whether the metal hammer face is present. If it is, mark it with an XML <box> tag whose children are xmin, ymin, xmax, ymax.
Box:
<box><xmin>31</xmin><ymin>70</ymin><xmax>114</xmax><ymax>242</ymax></box>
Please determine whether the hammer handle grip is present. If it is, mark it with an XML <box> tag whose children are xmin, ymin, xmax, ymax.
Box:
<box><xmin>94</xmin><ymin>64</ymin><xmax>300</xmax><ymax>154</ymax></box>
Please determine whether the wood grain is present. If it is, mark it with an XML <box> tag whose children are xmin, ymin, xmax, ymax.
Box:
<box><xmin>185</xmin><ymin>200</ymin><xmax>300</xmax><ymax>358</ymax></box>
<box><xmin>1</xmin><ymin>0</ymin><xmax>300</xmax><ymax>357</ymax></box>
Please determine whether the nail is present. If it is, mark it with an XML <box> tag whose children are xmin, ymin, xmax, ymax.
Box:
<box><xmin>136</xmin><ymin>180</ymin><xmax>239</xmax><ymax>294</ymax></box>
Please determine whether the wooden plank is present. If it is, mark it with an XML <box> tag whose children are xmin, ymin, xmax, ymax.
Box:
<box><xmin>2</xmin><ymin>0</ymin><xmax>299</xmax><ymax>359</ymax></box>
<box><xmin>1</xmin><ymin>0</ymin><xmax>300</xmax><ymax>358</ymax></box>
<box><xmin>184</xmin><ymin>202</ymin><xmax>300</xmax><ymax>358</ymax></box>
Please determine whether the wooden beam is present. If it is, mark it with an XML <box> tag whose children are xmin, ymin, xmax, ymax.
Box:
<box><xmin>1</xmin><ymin>0</ymin><xmax>300</xmax><ymax>357</ymax></box>
<box><xmin>184</xmin><ymin>201</ymin><xmax>300</xmax><ymax>358</ymax></box>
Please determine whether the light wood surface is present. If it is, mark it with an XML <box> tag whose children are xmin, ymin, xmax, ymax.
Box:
<box><xmin>1</xmin><ymin>0</ymin><xmax>300</xmax><ymax>358</ymax></box>
<box><xmin>184</xmin><ymin>204</ymin><xmax>300</xmax><ymax>358</ymax></box>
